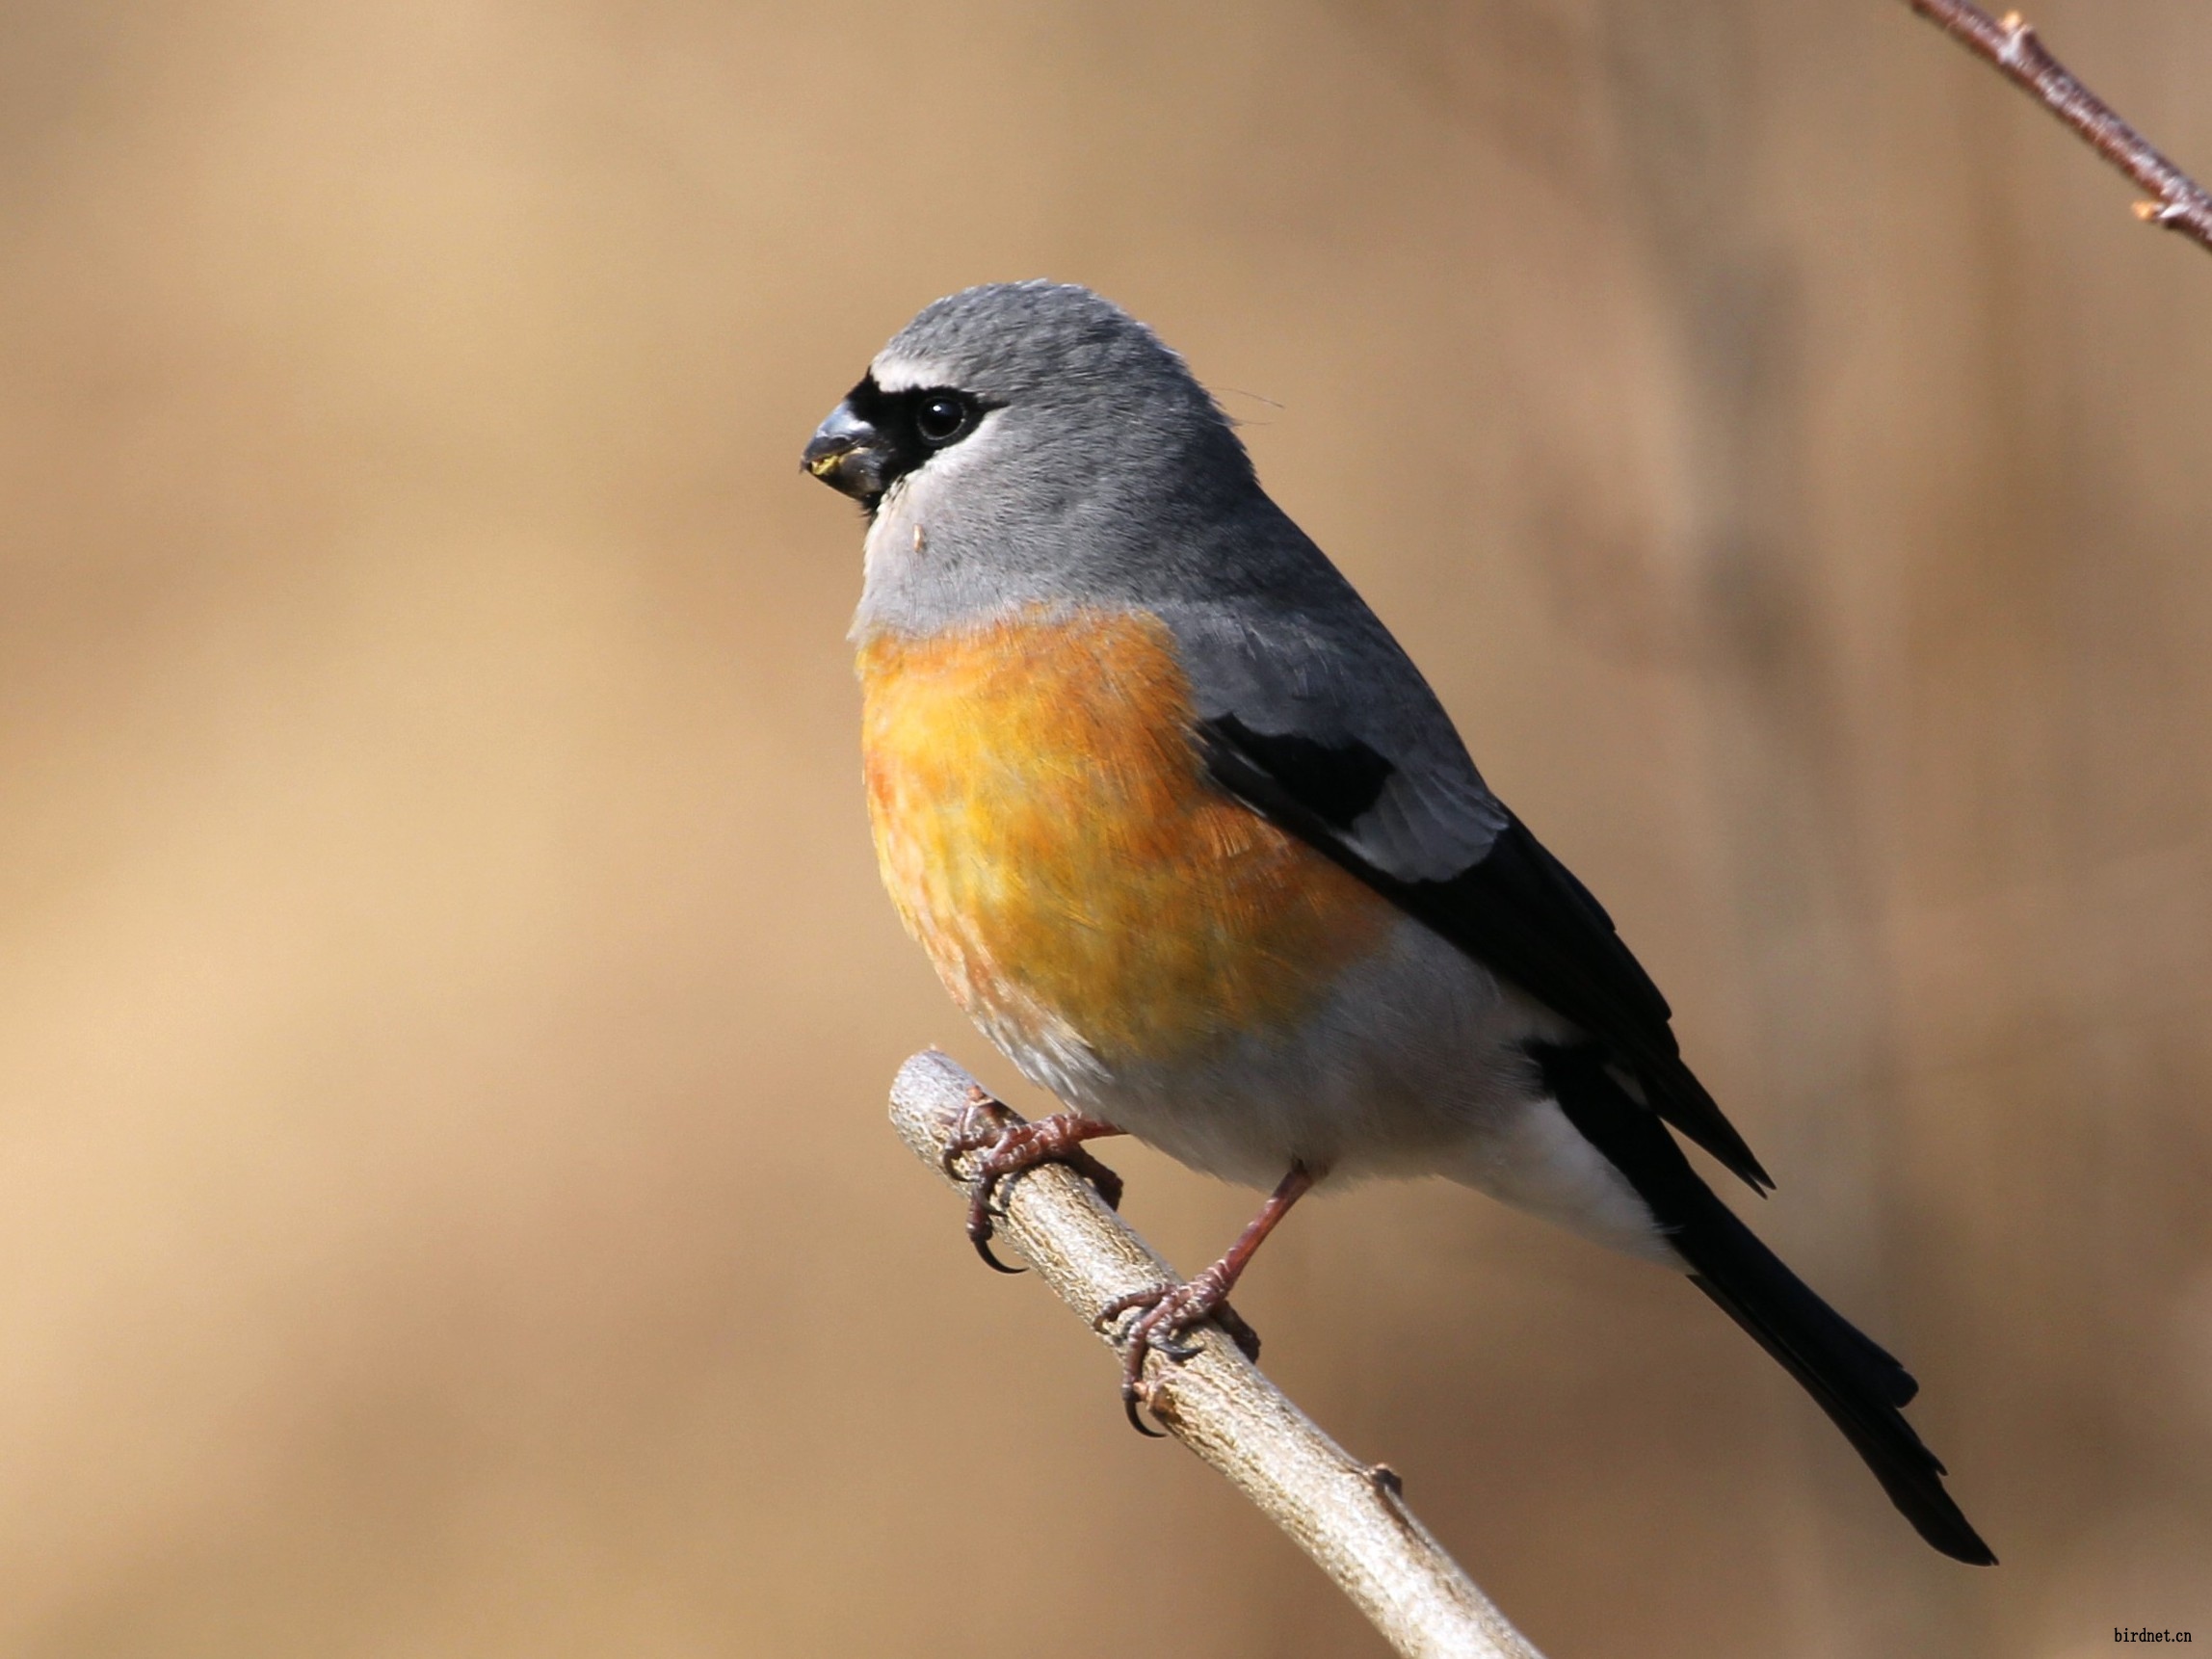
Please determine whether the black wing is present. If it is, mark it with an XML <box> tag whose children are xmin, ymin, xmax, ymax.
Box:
<box><xmin>1198</xmin><ymin>714</ymin><xmax>1774</xmax><ymax>1193</ymax></box>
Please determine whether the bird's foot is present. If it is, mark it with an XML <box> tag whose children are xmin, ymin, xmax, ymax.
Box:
<box><xmin>1093</xmin><ymin>1163</ymin><xmax>1312</xmax><ymax>1434</ymax></box>
<box><xmin>1095</xmin><ymin>1269</ymin><xmax>1262</xmax><ymax>1435</ymax></box>
<box><xmin>941</xmin><ymin>1087</ymin><xmax>1123</xmax><ymax>1274</ymax></box>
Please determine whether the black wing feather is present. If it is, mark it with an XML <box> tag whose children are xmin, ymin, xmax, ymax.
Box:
<box><xmin>1197</xmin><ymin>717</ymin><xmax>1774</xmax><ymax>1193</ymax></box>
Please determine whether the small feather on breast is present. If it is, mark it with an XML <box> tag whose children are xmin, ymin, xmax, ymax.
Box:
<box><xmin>856</xmin><ymin>608</ymin><xmax>1395</xmax><ymax>1074</ymax></box>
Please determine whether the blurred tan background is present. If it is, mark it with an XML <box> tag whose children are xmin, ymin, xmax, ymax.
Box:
<box><xmin>0</xmin><ymin>1</ymin><xmax>2206</xmax><ymax>1653</ymax></box>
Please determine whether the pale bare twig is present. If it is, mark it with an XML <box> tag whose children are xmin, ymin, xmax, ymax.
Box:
<box><xmin>888</xmin><ymin>1049</ymin><xmax>1545</xmax><ymax>1659</ymax></box>
<box><xmin>1902</xmin><ymin>0</ymin><xmax>2212</xmax><ymax>253</ymax></box>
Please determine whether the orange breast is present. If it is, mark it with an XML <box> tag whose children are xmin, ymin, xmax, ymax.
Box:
<box><xmin>857</xmin><ymin>608</ymin><xmax>1390</xmax><ymax>1070</ymax></box>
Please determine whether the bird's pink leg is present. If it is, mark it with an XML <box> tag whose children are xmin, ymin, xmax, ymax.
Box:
<box><xmin>1098</xmin><ymin>1163</ymin><xmax>1316</xmax><ymax>1434</ymax></box>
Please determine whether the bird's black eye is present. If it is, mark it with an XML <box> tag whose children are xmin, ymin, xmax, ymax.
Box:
<box><xmin>914</xmin><ymin>393</ymin><xmax>972</xmax><ymax>445</ymax></box>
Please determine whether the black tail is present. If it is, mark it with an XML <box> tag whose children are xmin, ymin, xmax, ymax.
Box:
<box><xmin>1533</xmin><ymin>1043</ymin><xmax>1996</xmax><ymax>1567</ymax></box>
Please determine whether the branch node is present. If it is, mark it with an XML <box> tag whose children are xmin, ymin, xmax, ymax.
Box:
<box><xmin>1906</xmin><ymin>0</ymin><xmax>2212</xmax><ymax>256</ymax></box>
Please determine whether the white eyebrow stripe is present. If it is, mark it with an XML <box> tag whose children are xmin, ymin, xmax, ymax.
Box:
<box><xmin>870</xmin><ymin>354</ymin><xmax>960</xmax><ymax>393</ymax></box>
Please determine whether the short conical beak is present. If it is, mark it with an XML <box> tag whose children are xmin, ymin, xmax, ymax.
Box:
<box><xmin>802</xmin><ymin>400</ymin><xmax>890</xmax><ymax>505</ymax></box>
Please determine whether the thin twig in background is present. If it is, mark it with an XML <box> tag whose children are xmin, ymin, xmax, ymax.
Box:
<box><xmin>1903</xmin><ymin>0</ymin><xmax>2212</xmax><ymax>253</ymax></box>
<box><xmin>889</xmin><ymin>1050</ymin><xmax>1545</xmax><ymax>1659</ymax></box>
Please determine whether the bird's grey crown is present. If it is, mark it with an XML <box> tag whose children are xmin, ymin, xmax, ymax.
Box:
<box><xmin>873</xmin><ymin>280</ymin><xmax>1223</xmax><ymax>413</ymax></box>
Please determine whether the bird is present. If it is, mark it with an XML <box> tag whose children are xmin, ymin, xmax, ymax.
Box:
<box><xmin>801</xmin><ymin>279</ymin><xmax>1994</xmax><ymax>1566</ymax></box>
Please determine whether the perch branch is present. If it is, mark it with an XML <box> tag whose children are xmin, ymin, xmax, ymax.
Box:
<box><xmin>890</xmin><ymin>1050</ymin><xmax>1544</xmax><ymax>1659</ymax></box>
<box><xmin>1902</xmin><ymin>0</ymin><xmax>2212</xmax><ymax>253</ymax></box>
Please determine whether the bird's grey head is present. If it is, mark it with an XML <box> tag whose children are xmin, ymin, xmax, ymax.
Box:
<box><xmin>803</xmin><ymin>281</ymin><xmax>1271</xmax><ymax>635</ymax></box>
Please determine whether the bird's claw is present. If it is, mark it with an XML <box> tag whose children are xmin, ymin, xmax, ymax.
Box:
<box><xmin>1122</xmin><ymin>1390</ymin><xmax>1167</xmax><ymax>1437</ymax></box>
<box><xmin>1095</xmin><ymin>1271</ymin><xmax>1261</xmax><ymax>1435</ymax></box>
<box><xmin>942</xmin><ymin>1092</ymin><xmax>1124</xmax><ymax>1275</ymax></box>
<box><xmin>1150</xmin><ymin>1330</ymin><xmax>1203</xmax><ymax>1363</ymax></box>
